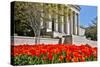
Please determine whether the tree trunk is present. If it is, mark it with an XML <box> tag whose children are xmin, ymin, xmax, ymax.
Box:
<box><xmin>34</xmin><ymin>30</ymin><xmax>40</xmax><ymax>45</ymax></box>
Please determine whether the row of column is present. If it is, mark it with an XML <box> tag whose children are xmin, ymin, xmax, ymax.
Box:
<box><xmin>42</xmin><ymin>6</ymin><xmax>80</xmax><ymax>36</ymax></box>
<box><xmin>56</xmin><ymin>9</ymin><xmax>79</xmax><ymax>35</ymax></box>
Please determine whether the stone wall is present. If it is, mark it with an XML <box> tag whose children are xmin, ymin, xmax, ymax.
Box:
<box><xmin>72</xmin><ymin>35</ymin><xmax>97</xmax><ymax>47</ymax></box>
<box><xmin>63</xmin><ymin>35</ymin><xmax>97</xmax><ymax>47</ymax></box>
<box><xmin>79</xmin><ymin>27</ymin><xmax>85</xmax><ymax>36</ymax></box>
<box><xmin>11</xmin><ymin>36</ymin><xmax>97</xmax><ymax>47</ymax></box>
<box><xmin>11</xmin><ymin>36</ymin><xmax>59</xmax><ymax>45</ymax></box>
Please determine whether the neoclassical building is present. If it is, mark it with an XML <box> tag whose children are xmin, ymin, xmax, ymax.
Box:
<box><xmin>12</xmin><ymin>2</ymin><xmax>85</xmax><ymax>38</ymax></box>
<box><xmin>12</xmin><ymin>2</ymin><xmax>97</xmax><ymax>46</ymax></box>
<box><xmin>40</xmin><ymin>4</ymin><xmax>83</xmax><ymax>38</ymax></box>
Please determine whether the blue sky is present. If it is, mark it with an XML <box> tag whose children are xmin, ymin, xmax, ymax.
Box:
<box><xmin>79</xmin><ymin>5</ymin><xmax>97</xmax><ymax>27</ymax></box>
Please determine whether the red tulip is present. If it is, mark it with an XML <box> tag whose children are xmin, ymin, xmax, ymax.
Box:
<box><xmin>48</xmin><ymin>53</ymin><xmax>53</xmax><ymax>61</ymax></box>
<box><xmin>59</xmin><ymin>55</ymin><xmax>64</xmax><ymax>61</ymax></box>
<box><xmin>11</xmin><ymin>44</ymin><xmax>97</xmax><ymax>63</ymax></box>
<box><xmin>66</xmin><ymin>55</ymin><xmax>72</xmax><ymax>61</ymax></box>
<box><xmin>72</xmin><ymin>57</ymin><xmax>78</xmax><ymax>62</ymax></box>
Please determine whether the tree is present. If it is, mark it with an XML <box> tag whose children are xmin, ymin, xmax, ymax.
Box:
<box><xmin>24</xmin><ymin>3</ymin><xmax>43</xmax><ymax>44</ymax></box>
<box><xmin>85</xmin><ymin>17</ymin><xmax>97</xmax><ymax>41</ymax></box>
<box><xmin>13</xmin><ymin>2</ymin><xmax>42</xmax><ymax>44</ymax></box>
<box><xmin>14</xmin><ymin>2</ymin><xmax>57</xmax><ymax>44</ymax></box>
<box><xmin>13</xmin><ymin>2</ymin><xmax>72</xmax><ymax>44</ymax></box>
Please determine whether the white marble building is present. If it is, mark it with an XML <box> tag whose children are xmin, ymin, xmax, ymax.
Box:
<box><xmin>41</xmin><ymin>5</ymin><xmax>85</xmax><ymax>38</ymax></box>
<box><xmin>12</xmin><ymin>3</ymin><xmax>97</xmax><ymax>46</ymax></box>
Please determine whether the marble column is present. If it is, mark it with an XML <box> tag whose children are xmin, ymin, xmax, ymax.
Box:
<box><xmin>73</xmin><ymin>11</ymin><xmax>75</xmax><ymax>35</ymax></box>
<box><xmin>58</xmin><ymin>15</ymin><xmax>62</xmax><ymax>33</ymax></box>
<box><xmin>55</xmin><ymin>15</ymin><xmax>58</xmax><ymax>32</ymax></box>
<box><xmin>73</xmin><ymin>11</ymin><xmax>78</xmax><ymax>35</ymax></box>
<box><xmin>61</xmin><ymin>16</ymin><xmax>64</xmax><ymax>33</ymax></box>
<box><xmin>77</xmin><ymin>13</ymin><xmax>79</xmax><ymax>35</ymax></box>
<box><xmin>75</xmin><ymin>12</ymin><xmax>77</xmax><ymax>35</ymax></box>
<box><xmin>64</xmin><ymin>15</ymin><xmax>67</xmax><ymax>34</ymax></box>
<box><xmin>70</xmin><ymin>10</ymin><xmax>73</xmax><ymax>35</ymax></box>
<box><xmin>64</xmin><ymin>6</ymin><xmax>68</xmax><ymax>34</ymax></box>
<box><xmin>69</xmin><ymin>9</ymin><xmax>71</xmax><ymax>35</ymax></box>
<box><xmin>66</xmin><ymin>15</ymin><xmax>70</xmax><ymax>35</ymax></box>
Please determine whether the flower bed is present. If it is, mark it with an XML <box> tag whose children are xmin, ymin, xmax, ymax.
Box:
<box><xmin>11</xmin><ymin>44</ymin><xmax>97</xmax><ymax>65</ymax></box>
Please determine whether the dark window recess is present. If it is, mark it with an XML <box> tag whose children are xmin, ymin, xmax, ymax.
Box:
<box><xmin>52</xmin><ymin>18</ymin><xmax>55</xmax><ymax>31</ymax></box>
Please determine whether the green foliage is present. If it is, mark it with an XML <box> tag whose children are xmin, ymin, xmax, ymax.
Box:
<box><xmin>12</xmin><ymin>54</ymin><xmax>63</xmax><ymax>65</ymax></box>
<box><xmin>14</xmin><ymin>2</ymin><xmax>42</xmax><ymax>36</ymax></box>
<box><xmin>12</xmin><ymin>2</ymin><xmax>69</xmax><ymax>37</ymax></box>
<box><xmin>12</xmin><ymin>52</ymin><xmax>97</xmax><ymax>65</ymax></box>
<box><xmin>12</xmin><ymin>54</ymin><xmax>33</xmax><ymax>65</ymax></box>
<box><xmin>85</xmin><ymin>17</ymin><xmax>97</xmax><ymax>41</ymax></box>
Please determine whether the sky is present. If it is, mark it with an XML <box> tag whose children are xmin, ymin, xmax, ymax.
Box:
<box><xmin>79</xmin><ymin>5</ymin><xmax>97</xmax><ymax>27</ymax></box>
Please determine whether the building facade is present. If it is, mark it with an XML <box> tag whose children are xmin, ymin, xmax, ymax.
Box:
<box><xmin>12</xmin><ymin>2</ymin><xmax>97</xmax><ymax>46</ymax></box>
<box><xmin>41</xmin><ymin>4</ymin><xmax>81</xmax><ymax>38</ymax></box>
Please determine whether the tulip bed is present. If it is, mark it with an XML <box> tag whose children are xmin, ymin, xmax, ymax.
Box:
<box><xmin>11</xmin><ymin>44</ymin><xmax>97</xmax><ymax>65</ymax></box>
